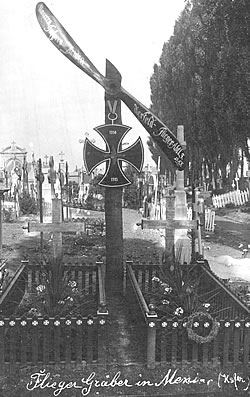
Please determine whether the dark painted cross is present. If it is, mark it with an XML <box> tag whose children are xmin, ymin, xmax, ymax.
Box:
<box><xmin>84</xmin><ymin>123</ymin><xmax>143</xmax><ymax>188</ymax></box>
<box><xmin>48</xmin><ymin>156</ymin><xmax>57</xmax><ymax>198</ymax></box>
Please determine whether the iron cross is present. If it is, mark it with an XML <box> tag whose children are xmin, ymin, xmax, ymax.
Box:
<box><xmin>84</xmin><ymin>123</ymin><xmax>143</xmax><ymax>187</ymax></box>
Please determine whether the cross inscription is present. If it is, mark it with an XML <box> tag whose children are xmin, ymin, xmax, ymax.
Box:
<box><xmin>84</xmin><ymin>124</ymin><xmax>143</xmax><ymax>187</ymax></box>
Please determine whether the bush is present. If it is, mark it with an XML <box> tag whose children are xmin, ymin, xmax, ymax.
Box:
<box><xmin>225</xmin><ymin>203</ymin><xmax>235</xmax><ymax>209</ymax></box>
<box><xmin>3</xmin><ymin>207</ymin><xmax>15</xmax><ymax>222</ymax></box>
<box><xmin>19</xmin><ymin>193</ymin><xmax>38</xmax><ymax>215</ymax></box>
<box><xmin>212</xmin><ymin>188</ymin><xmax>228</xmax><ymax>195</ymax></box>
<box><xmin>241</xmin><ymin>206</ymin><xmax>250</xmax><ymax>213</ymax></box>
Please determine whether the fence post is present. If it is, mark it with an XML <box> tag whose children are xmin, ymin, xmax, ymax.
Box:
<box><xmin>147</xmin><ymin>324</ymin><xmax>156</xmax><ymax>369</ymax></box>
<box><xmin>146</xmin><ymin>309</ymin><xmax>157</xmax><ymax>369</ymax></box>
<box><xmin>97</xmin><ymin>312</ymin><xmax>108</xmax><ymax>367</ymax></box>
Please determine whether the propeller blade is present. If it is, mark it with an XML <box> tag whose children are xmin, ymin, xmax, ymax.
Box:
<box><xmin>36</xmin><ymin>2</ymin><xmax>117</xmax><ymax>93</ymax></box>
<box><xmin>36</xmin><ymin>3</ymin><xmax>185</xmax><ymax>170</ymax></box>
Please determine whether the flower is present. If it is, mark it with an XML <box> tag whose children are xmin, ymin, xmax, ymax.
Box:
<box><xmin>174</xmin><ymin>307</ymin><xmax>184</xmax><ymax>316</ymax></box>
<box><xmin>36</xmin><ymin>284</ymin><xmax>45</xmax><ymax>293</ymax></box>
<box><xmin>68</xmin><ymin>280</ymin><xmax>77</xmax><ymax>288</ymax></box>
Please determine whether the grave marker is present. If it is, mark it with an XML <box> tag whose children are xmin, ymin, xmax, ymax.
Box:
<box><xmin>48</xmin><ymin>156</ymin><xmax>57</xmax><ymax>199</ymax></box>
<box><xmin>0</xmin><ymin>184</ymin><xmax>9</xmax><ymax>261</ymax></box>
<box><xmin>26</xmin><ymin>197</ymin><xmax>86</xmax><ymax>260</ymax></box>
<box><xmin>142</xmin><ymin>195</ymin><xmax>197</xmax><ymax>264</ymax></box>
<box><xmin>84</xmin><ymin>60</ymin><xmax>143</xmax><ymax>295</ymax></box>
<box><xmin>35</xmin><ymin>158</ymin><xmax>44</xmax><ymax>251</ymax></box>
<box><xmin>35</xmin><ymin>3</ymin><xmax>188</xmax><ymax>291</ymax></box>
<box><xmin>174</xmin><ymin>125</ymin><xmax>191</xmax><ymax>262</ymax></box>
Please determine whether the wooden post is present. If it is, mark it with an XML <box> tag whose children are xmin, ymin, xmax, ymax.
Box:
<box><xmin>193</xmin><ymin>189</ymin><xmax>203</xmax><ymax>256</ymax></box>
<box><xmin>142</xmin><ymin>215</ymin><xmax>196</xmax><ymax>265</ymax></box>
<box><xmin>164</xmin><ymin>195</ymin><xmax>175</xmax><ymax>264</ymax></box>
<box><xmin>35</xmin><ymin>158</ymin><xmax>44</xmax><ymax>252</ymax></box>
<box><xmin>84</xmin><ymin>61</ymin><xmax>143</xmax><ymax>296</ymax></box>
<box><xmin>104</xmin><ymin>60</ymin><xmax>123</xmax><ymax>297</ymax></box>
<box><xmin>48</xmin><ymin>156</ymin><xmax>56</xmax><ymax>199</ymax></box>
<box><xmin>147</xmin><ymin>325</ymin><xmax>156</xmax><ymax>368</ymax></box>
<box><xmin>0</xmin><ymin>188</ymin><xmax>9</xmax><ymax>260</ymax></box>
<box><xmin>65</xmin><ymin>162</ymin><xmax>69</xmax><ymax>222</ymax></box>
<box><xmin>51</xmin><ymin>197</ymin><xmax>63</xmax><ymax>260</ymax></box>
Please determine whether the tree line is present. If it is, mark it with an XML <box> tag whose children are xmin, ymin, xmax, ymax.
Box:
<box><xmin>149</xmin><ymin>0</ymin><xmax>249</xmax><ymax>191</ymax></box>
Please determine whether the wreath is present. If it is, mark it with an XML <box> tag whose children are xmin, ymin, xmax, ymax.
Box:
<box><xmin>186</xmin><ymin>311</ymin><xmax>220</xmax><ymax>344</ymax></box>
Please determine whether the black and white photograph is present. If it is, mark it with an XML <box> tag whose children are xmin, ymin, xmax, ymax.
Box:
<box><xmin>0</xmin><ymin>0</ymin><xmax>249</xmax><ymax>396</ymax></box>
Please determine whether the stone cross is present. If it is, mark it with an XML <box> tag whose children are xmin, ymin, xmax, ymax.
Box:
<box><xmin>26</xmin><ymin>197</ymin><xmax>86</xmax><ymax>260</ymax></box>
<box><xmin>174</xmin><ymin>125</ymin><xmax>192</xmax><ymax>262</ymax></box>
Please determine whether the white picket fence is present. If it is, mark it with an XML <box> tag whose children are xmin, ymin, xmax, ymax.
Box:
<box><xmin>149</xmin><ymin>203</ymin><xmax>216</xmax><ymax>233</ymax></box>
<box><xmin>212</xmin><ymin>188</ymin><xmax>249</xmax><ymax>209</ymax></box>
<box><xmin>187</xmin><ymin>207</ymin><xmax>216</xmax><ymax>232</ymax></box>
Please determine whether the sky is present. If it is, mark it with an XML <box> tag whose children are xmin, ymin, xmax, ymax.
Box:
<box><xmin>0</xmin><ymin>0</ymin><xmax>186</xmax><ymax>171</ymax></box>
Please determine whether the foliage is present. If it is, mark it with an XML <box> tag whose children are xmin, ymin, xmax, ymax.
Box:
<box><xmin>225</xmin><ymin>202</ymin><xmax>236</xmax><ymax>209</ymax></box>
<box><xmin>148</xmin><ymin>264</ymin><xmax>219</xmax><ymax>320</ymax></box>
<box><xmin>149</xmin><ymin>0</ymin><xmax>250</xmax><ymax>188</ymax></box>
<box><xmin>16</xmin><ymin>257</ymin><xmax>95</xmax><ymax>317</ymax></box>
<box><xmin>145</xmin><ymin>247</ymin><xmax>222</xmax><ymax>342</ymax></box>
<box><xmin>123</xmin><ymin>165</ymin><xmax>140</xmax><ymax>209</ymax></box>
<box><xmin>68</xmin><ymin>181</ymin><xmax>79</xmax><ymax>202</ymax></box>
<box><xmin>85</xmin><ymin>173</ymin><xmax>105</xmax><ymax>210</ymax></box>
<box><xmin>0</xmin><ymin>267</ymin><xmax>11</xmax><ymax>294</ymax></box>
<box><xmin>19</xmin><ymin>192</ymin><xmax>37</xmax><ymax>215</ymax></box>
<box><xmin>3</xmin><ymin>207</ymin><xmax>14</xmax><ymax>222</ymax></box>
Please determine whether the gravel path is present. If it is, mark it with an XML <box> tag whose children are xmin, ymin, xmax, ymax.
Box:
<box><xmin>2</xmin><ymin>208</ymin><xmax>250</xmax><ymax>282</ymax></box>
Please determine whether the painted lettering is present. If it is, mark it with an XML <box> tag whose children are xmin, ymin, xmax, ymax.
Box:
<box><xmin>133</xmin><ymin>104</ymin><xmax>156</xmax><ymax>128</ymax></box>
<box><xmin>217</xmin><ymin>372</ymin><xmax>250</xmax><ymax>391</ymax></box>
<box><xmin>38</xmin><ymin>5</ymin><xmax>64</xmax><ymax>46</ymax></box>
<box><xmin>155</xmin><ymin>369</ymin><xmax>205</xmax><ymax>387</ymax></box>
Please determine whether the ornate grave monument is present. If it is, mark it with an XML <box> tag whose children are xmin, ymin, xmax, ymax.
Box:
<box><xmin>35</xmin><ymin>2</ymin><xmax>186</xmax><ymax>295</ymax></box>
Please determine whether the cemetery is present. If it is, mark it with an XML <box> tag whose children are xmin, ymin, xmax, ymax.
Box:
<box><xmin>0</xmin><ymin>2</ymin><xmax>250</xmax><ymax>396</ymax></box>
